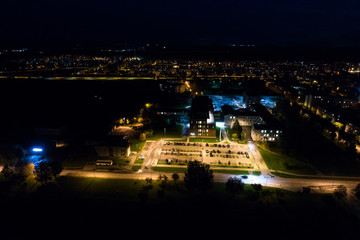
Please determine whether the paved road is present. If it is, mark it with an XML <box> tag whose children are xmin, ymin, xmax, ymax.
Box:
<box><xmin>248</xmin><ymin>141</ymin><xmax>270</xmax><ymax>175</ymax></box>
<box><xmin>141</xmin><ymin>139</ymin><xmax>163</xmax><ymax>171</ymax></box>
<box><xmin>220</xmin><ymin>126</ymin><xmax>229</xmax><ymax>142</ymax></box>
<box><xmin>59</xmin><ymin>168</ymin><xmax>360</xmax><ymax>194</ymax></box>
<box><xmin>0</xmin><ymin>164</ymin><xmax>357</xmax><ymax>194</ymax></box>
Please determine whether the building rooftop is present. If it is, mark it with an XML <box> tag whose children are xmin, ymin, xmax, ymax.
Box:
<box><xmin>190</xmin><ymin>96</ymin><xmax>214</xmax><ymax>119</ymax></box>
<box><xmin>250</xmin><ymin>103</ymin><xmax>282</xmax><ymax>129</ymax></box>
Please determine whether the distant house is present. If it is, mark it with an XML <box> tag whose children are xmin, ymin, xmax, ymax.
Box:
<box><xmin>189</xmin><ymin>96</ymin><xmax>216</xmax><ymax>138</ymax></box>
<box><xmin>156</xmin><ymin>108</ymin><xmax>189</xmax><ymax>124</ymax></box>
<box><xmin>316</xmin><ymin>105</ymin><xmax>342</xmax><ymax>123</ymax></box>
<box><xmin>345</xmin><ymin>121</ymin><xmax>360</xmax><ymax>135</ymax></box>
<box><xmin>159</xmin><ymin>81</ymin><xmax>186</xmax><ymax>93</ymax></box>
<box><xmin>91</xmin><ymin>136</ymin><xmax>130</xmax><ymax>157</ymax></box>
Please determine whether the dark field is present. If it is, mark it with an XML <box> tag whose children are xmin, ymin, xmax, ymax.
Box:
<box><xmin>0</xmin><ymin>176</ymin><xmax>358</xmax><ymax>239</ymax></box>
<box><xmin>0</xmin><ymin>79</ymin><xmax>160</xmax><ymax>141</ymax></box>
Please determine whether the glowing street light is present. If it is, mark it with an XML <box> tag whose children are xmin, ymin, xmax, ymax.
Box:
<box><xmin>32</xmin><ymin>147</ymin><xmax>43</xmax><ymax>152</ymax></box>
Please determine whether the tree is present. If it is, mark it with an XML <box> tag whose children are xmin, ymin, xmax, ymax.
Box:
<box><xmin>334</xmin><ymin>185</ymin><xmax>347</xmax><ymax>199</ymax></box>
<box><xmin>353</xmin><ymin>184</ymin><xmax>360</xmax><ymax>200</ymax></box>
<box><xmin>157</xmin><ymin>174</ymin><xmax>168</xmax><ymax>198</ymax></box>
<box><xmin>171</xmin><ymin>173</ymin><xmax>179</xmax><ymax>185</ymax></box>
<box><xmin>1</xmin><ymin>164</ymin><xmax>13</xmax><ymax>178</ymax></box>
<box><xmin>34</xmin><ymin>160</ymin><xmax>53</xmax><ymax>184</ymax></box>
<box><xmin>144</xmin><ymin>177</ymin><xmax>153</xmax><ymax>190</ymax></box>
<box><xmin>232</xmin><ymin>120</ymin><xmax>243</xmax><ymax>139</ymax></box>
<box><xmin>139</xmin><ymin>133</ymin><xmax>146</xmax><ymax>141</ymax></box>
<box><xmin>48</xmin><ymin>159</ymin><xmax>63</xmax><ymax>179</ymax></box>
<box><xmin>225</xmin><ymin>177</ymin><xmax>244</xmax><ymax>196</ymax></box>
<box><xmin>138</xmin><ymin>178</ymin><xmax>154</xmax><ymax>201</ymax></box>
<box><xmin>184</xmin><ymin>160</ymin><xmax>214</xmax><ymax>192</ymax></box>
<box><xmin>46</xmin><ymin>148</ymin><xmax>65</xmax><ymax>179</ymax></box>
<box><xmin>231</xmin><ymin>133</ymin><xmax>238</xmax><ymax>139</ymax></box>
<box><xmin>15</xmin><ymin>158</ymin><xmax>33</xmax><ymax>177</ymax></box>
<box><xmin>251</xmin><ymin>183</ymin><xmax>263</xmax><ymax>192</ymax></box>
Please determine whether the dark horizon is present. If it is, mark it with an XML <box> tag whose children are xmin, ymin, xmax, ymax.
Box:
<box><xmin>3</xmin><ymin>44</ymin><xmax>360</xmax><ymax>62</ymax></box>
<box><xmin>2</xmin><ymin>0</ymin><xmax>360</xmax><ymax>48</ymax></box>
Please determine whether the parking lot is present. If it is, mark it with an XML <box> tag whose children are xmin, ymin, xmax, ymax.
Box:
<box><xmin>159</xmin><ymin>141</ymin><xmax>254</xmax><ymax>168</ymax></box>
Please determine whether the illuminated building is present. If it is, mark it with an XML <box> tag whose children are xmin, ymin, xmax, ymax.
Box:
<box><xmin>189</xmin><ymin>96</ymin><xmax>216</xmax><ymax>137</ymax></box>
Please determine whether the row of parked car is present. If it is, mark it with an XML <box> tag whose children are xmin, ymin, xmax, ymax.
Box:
<box><xmin>164</xmin><ymin>141</ymin><xmax>207</xmax><ymax>147</ymax></box>
<box><xmin>208</xmin><ymin>150</ymin><xmax>249</xmax><ymax>158</ymax></box>
<box><xmin>164</xmin><ymin>141</ymin><xmax>231</xmax><ymax>148</ymax></box>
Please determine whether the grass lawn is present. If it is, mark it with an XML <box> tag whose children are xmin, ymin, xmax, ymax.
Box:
<box><xmin>131</xmin><ymin>165</ymin><xmax>142</xmax><ymax>171</ymax></box>
<box><xmin>212</xmin><ymin>169</ymin><xmax>250</xmax><ymax>175</ymax></box>
<box><xmin>152</xmin><ymin>166</ymin><xmax>187</xmax><ymax>173</ymax></box>
<box><xmin>148</xmin><ymin>124</ymin><xmax>184</xmax><ymax>140</ymax></box>
<box><xmin>166</xmin><ymin>139</ymin><xmax>187</xmax><ymax>142</ymax></box>
<box><xmin>134</xmin><ymin>157</ymin><xmax>144</xmax><ymax>164</ymax></box>
<box><xmin>258</xmin><ymin>146</ymin><xmax>316</xmax><ymax>175</ymax></box>
<box><xmin>0</xmin><ymin>174</ymin><xmax>358</xmax><ymax>238</ymax></box>
<box><xmin>113</xmin><ymin>158</ymin><xmax>130</xmax><ymax>165</ymax></box>
<box><xmin>130</xmin><ymin>140</ymin><xmax>146</xmax><ymax>152</ymax></box>
<box><xmin>189</xmin><ymin>138</ymin><xmax>219</xmax><ymax>143</ymax></box>
<box><xmin>63</xmin><ymin>156</ymin><xmax>94</xmax><ymax>168</ymax></box>
<box><xmin>210</xmin><ymin>165</ymin><xmax>253</xmax><ymax>169</ymax></box>
<box><xmin>56</xmin><ymin>176</ymin><xmax>143</xmax><ymax>200</ymax></box>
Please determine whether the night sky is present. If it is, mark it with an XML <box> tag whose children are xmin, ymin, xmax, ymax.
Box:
<box><xmin>1</xmin><ymin>0</ymin><xmax>360</xmax><ymax>47</ymax></box>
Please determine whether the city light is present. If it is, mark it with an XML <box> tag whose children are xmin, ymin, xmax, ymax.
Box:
<box><xmin>216</xmin><ymin>122</ymin><xmax>225</xmax><ymax>128</ymax></box>
<box><xmin>32</xmin><ymin>147</ymin><xmax>43</xmax><ymax>152</ymax></box>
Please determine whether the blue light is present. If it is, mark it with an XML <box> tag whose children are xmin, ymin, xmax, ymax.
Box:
<box><xmin>32</xmin><ymin>148</ymin><xmax>43</xmax><ymax>152</ymax></box>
